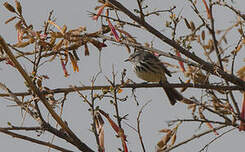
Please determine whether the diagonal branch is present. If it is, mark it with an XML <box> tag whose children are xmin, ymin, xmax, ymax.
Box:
<box><xmin>0</xmin><ymin>36</ymin><xmax>94</xmax><ymax>152</ymax></box>
<box><xmin>107</xmin><ymin>0</ymin><xmax>245</xmax><ymax>88</ymax></box>
<box><xmin>0</xmin><ymin>128</ymin><xmax>73</xmax><ymax>152</ymax></box>
<box><xmin>164</xmin><ymin>125</ymin><xmax>226</xmax><ymax>152</ymax></box>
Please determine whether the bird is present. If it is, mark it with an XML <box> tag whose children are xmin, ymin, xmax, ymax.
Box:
<box><xmin>124</xmin><ymin>49</ymin><xmax>183</xmax><ymax>105</ymax></box>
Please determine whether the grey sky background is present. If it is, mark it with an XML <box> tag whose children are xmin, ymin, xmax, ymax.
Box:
<box><xmin>0</xmin><ymin>0</ymin><xmax>245</xmax><ymax>152</ymax></box>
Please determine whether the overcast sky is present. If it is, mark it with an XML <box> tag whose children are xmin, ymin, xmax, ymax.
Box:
<box><xmin>0</xmin><ymin>0</ymin><xmax>245</xmax><ymax>152</ymax></box>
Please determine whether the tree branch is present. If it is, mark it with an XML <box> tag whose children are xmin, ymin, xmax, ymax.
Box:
<box><xmin>107</xmin><ymin>0</ymin><xmax>245</xmax><ymax>88</ymax></box>
<box><xmin>0</xmin><ymin>128</ymin><xmax>73</xmax><ymax>152</ymax></box>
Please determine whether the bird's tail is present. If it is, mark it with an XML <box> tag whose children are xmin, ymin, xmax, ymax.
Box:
<box><xmin>161</xmin><ymin>82</ymin><xmax>183</xmax><ymax>105</ymax></box>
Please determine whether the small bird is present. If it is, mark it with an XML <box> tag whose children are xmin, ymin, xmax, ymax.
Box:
<box><xmin>125</xmin><ymin>49</ymin><xmax>183</xmax><ymax>105</ymax></box>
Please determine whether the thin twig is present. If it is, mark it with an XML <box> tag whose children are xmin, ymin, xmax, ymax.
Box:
<box><xmin>198</xmin><ymin>127</ymin><xmax>236</xmax><ymax>152</ymax></box>
<box><xmin>137</xmin><ymin>100</ymin><xmax>151</xmax><ymax>152</ymax></box>
<box><xmin>0</xmin><ymin>128</ymin><xmax>73</xmax><ymax>152</ymax></box>
<box><xmin>164</xmin><ymin>125</ymin><xmax>226</xmax><ymax>152</ymax></box>
<box><xmin>0</xmin><ymin>83</ymin><xmax>243</xmax><ymax>97</ymax></box>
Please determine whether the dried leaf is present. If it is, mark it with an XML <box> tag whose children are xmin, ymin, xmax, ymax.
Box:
<box><xmin>237</xmin><ymin>66</ymin><xmax>245</xmax><ymax>79</ymax></box>
<box><xmin>13</xmin><ymin>38</ymin><xmax>34</xmax><ymax>48</ymax></box>
<box><xmin>88</xmin><ymin>39</ymin><xmax>107</xmax><ymax>51</ymax></box>
<box><xmin>106</xmin><ymin>10</ymin><xmax>120</xmax><ymax>42</ymax></box>
<box><xmin>176</xmin><ymin>51</ymin><xmax>185</xmax><ymax>72</ymax></box>
<box><xmin>92</xmin><ymin>4</ymin><xmax>107</xmax><ymax>20</ymax></box>
<box><xmin>15</xmin><ymin>0</ymin><xmax>22</xmax><ymax>15</ymax></box>
<box><xmin>69</xmin><ymin>52</ymin><xmax>79</xmax><ymax>72</ymax></box>
<box><xmin>184</xmin><ymin>18</ymin><xmax>191</xmax><ymax>29</ymax></box>
<box><xmin>202</xmin><ymin>0</ymin><xmax>211</xmax><ymax>19</ymax></box>
<box><xmin>72</xmin><ymin>50</ymin><xmax>80</xmax><ymax>61</ymax></box>
<box><xmin>3</xmin><ymin>2</ymin><xmax>16</xmax><ymax>13</ymax></box>
<box><xmin>84</xmin><ymin>42</ymin><xmax>89</xmax><ymax>56</ymax></box>
<box><xmin>201</xmin><ymin>31</ymin><xmax>205</xmax><ymax>40</ymax></box>
<box><xmin>117</xmin><ymin>88</ymin><xmax>123</xmax><ymax>94</ymax></box>
<box><xmin>170</xmin><ymin>133</ymin><xmax>176</xmax><ymax>146</ymax></box>
<box><xmin>159</xmin><ymin>129</ymin><xmax>171</xmax><ymax>133</ymax></box>
<box><xmin>53</xmin><ymin>39</ymin><xmax>64</xmax><ymax>51</ymax></box>
<box><xmin>48</xmin><ymin>20</ymin><xmax>64</xmax><ymax>35</ymax></box>
<box><xmin>60</xmin><ymin>59</ymin><xmax>69</xmax><ymax>77</ymax></box>
<box><xmin>180</xmin><ymin>79</ymin><xmax>190</xmax><ymax>92</ymax></box>
<box><xmin>62</xmin><ymin>25</ymin><xmax>67</xmax><ymax>33</ymax></box>
<box><xmin>5</xmin><ymin>16</ymin><xmax>17</xmax><ymax>24</ymax></box>
<box><xmin>189</xmin><ymin>21</ymin><xmax>195</xmax><ymax>31</ymax></box>
<box><xmin>157</xmin><ymin>131</ymin><xmax>172</xmax><ymax>149</ymax></box>
<box><xmin>181</xmin><ymin>98</ymin><xmax>194</xmax><ymax>104</ymax></box>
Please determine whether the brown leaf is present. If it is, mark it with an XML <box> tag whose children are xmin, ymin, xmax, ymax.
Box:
<box><xmin>69</xmin><ymin>52</ymin><xmax>79</xmax><ymax>72</ymax></box>
<box><xmin>184</xmin><ymin>18</ymin><xmax>191</xmax><ymax>29</ymax></box>
<box><xmin>84</xmin><ymin>43</ymin><xmax>89</xmax><ymax>56</ymax></box>
<box><xmin>5</xmin><ymin>16</ymin><xmax>17</xmax><ymax>24</ymax></box>
<box><xmin>201</xmin><ymin>31</ymin><xmax>205</xmax><ymax>40</ymax></box>
<box><xmin>189</xmin><ymin>21</ymin><xmax>196</xmax><ymax>31</ymax></box>
<box><xmin>170</xmin><ymin>133</ymin><xmax>176</xmax><ymax>146</ymax></box>
<box><xmin>157</xmin><ymin>131</ymin><xmax>172</xmax><ymax>149</ymax></box>
<box><xmin>15</xmin><ymin>0</ymin><xmax>22</xmax><ymax>15</ymax></box>
<box><xmin>3</xmin><ymin>2</ymin><xmax>16</xmax><ymax>13</ymax></box>
<box><xmin>159</xmin><ymin>129</ymin><xmax>171</xmax><ymax>133</ymax></box>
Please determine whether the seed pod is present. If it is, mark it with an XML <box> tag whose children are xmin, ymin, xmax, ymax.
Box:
<box><xmin>201</xmin><ymin>31</ymin><xmax>205</xmax><ymax>40</ymax></box>
<box><xmin>3</xmin><ymin>2</ymin><xmax>16</xmax><ymax>13</ymax></box>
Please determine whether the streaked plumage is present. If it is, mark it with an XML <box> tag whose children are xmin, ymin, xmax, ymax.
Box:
<box><xmin>125</xmin><ymin>50</ymin><xmax>183</xmax><ymax>105</ymax></box>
